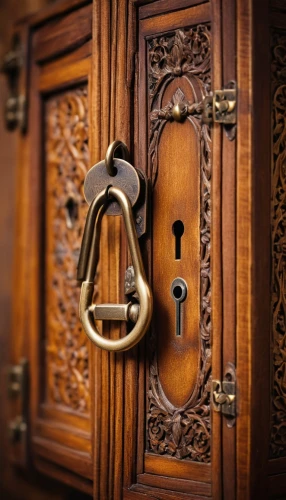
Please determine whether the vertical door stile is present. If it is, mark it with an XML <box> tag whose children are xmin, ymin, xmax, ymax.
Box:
<box><xmin>90</xmin><ymin>2</ymin><xmax>101</xmax><ymax>499</ymax></box>
<box><xmin>221</xmin><ymin>0</ymin><xmax>237</xmax><ymax>498</ymax></box>
<box><xmin>236</xmin><ymin>0</ymin><xmax>253</xmax><ymax>497</ymax></box>
<box><xmin>93</xmin><ymin>1</ymin><xmax>135</xmax><ymax>499</ymax></box>
<box><xmin>96</xmin><ymin>2</ymin><xmax>111</xmax><ymax>498</ymax></box>
<box><xmin>211</xmin><ymin>0</ymin><xmax>223</xmax><ymax>498</ymax></box>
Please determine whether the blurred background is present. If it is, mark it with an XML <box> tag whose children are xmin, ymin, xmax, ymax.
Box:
<box><xmin>0</xmin><ymin>1</ymin><xmax>54</xmax><ymax>496</ymax></box>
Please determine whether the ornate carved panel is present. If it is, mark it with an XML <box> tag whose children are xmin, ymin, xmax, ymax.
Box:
<box><xmin>45</xmin><ymin>87</ymin><xmax>90</xmax><ymax>413</ymax></box>
<box><xmin>147</xmin><ymin>26</ymin><xmax>211</xmax><ymax>462</ymax></box>
<box><xmin>270</xmin><ymin>30</ymin><xmax>286</xmax><ymax>458</ymax></box>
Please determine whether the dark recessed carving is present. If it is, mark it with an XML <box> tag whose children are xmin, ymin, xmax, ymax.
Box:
<box><xmin>270</xmin><ymin>30</ymin><xmax>286</xmax><ymax>458</ymax></box>
<box><xmin>45</xmin><ymin>87</ymin><xmax>92</xmax><ymax>413</ymax></box>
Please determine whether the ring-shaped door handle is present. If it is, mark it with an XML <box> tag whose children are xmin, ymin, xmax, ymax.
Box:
<box><xmin>78</xmin><ymin>186</ymin><xmax>152</xmax><ymax>352</ymax></box>
<box><xmin>105</xmin><ymin>140</ymin><xmax>130</xmax><ymax>177</ymax></box>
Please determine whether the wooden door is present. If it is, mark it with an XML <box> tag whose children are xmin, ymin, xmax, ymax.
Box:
<box><xmin>6</xmin><ymin>0</ymin><xmax>238</xmax><ymax>499</ymax></box>
<box><xmin>8</xmin><ymin>1</ymin><xmax>94</xmax><ymax>496</ymax></box>
<box><xmin>90</xmin><ymin>1</ymin><xmax>237</xmax><ymax>497</ymax></box>
<box><xmin>117</xmin><ymin>1</ymin><xmax>236</xmax><ymax>498</ymax></box>
<box><xmin>235</xmin><ymin>1</ymin><xmax>286</xmax><ymax>498</ymax></box>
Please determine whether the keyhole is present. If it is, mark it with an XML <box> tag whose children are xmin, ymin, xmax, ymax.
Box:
<box><xmin>173</xmin><ymin>285</ymin><xmax>183</xmax><ymax>299</ymax></box>
<box><xmin>171</xmin><ymin>277</ymin><xmax>187</xmax><ymax>337</ymax></box>
<box><xmin>65</xmin><ymin>197</ymin><xmax>78</xmax><ymax>229</ymax></box>
<box><xmin>172</xmin><ymin>220</ymin><xmax>184</xmax><ymax>260</ymax></box>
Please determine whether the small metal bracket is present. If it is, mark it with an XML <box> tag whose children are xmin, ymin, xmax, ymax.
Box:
<box><xmin>1</xmin><ymin>33</ymin><xmax>26</xmax><ymax>133</ymax></box>
<box><xmin>8</xmin><ymin>359</ymin><xmax>29</xmax><ymax>467</ymax></box>
<box><xmin>202</xmin><ymin>82</ymin><xmax>237</xmax><ymax>140</ymax></box>
<box><xmin>212</xmin><ymin>362</ymin><xmax>236</xmax><ymax>427</ymax></box>
<box><xmin>8</xmin><ymin>359</ymin><xmax>28</xmax><ymax>397</ymax></box>
<box><xmin>9</xmin><ymin>416</ymin><xmax>27</xmax><ymax>445</ymax></box>
<box><xmin>125</xmin><ymin>265</ymin><xmax>136</xmax><ymax>295</ymax></box>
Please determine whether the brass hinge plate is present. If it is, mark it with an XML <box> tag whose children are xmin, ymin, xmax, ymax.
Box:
<box><xmin>202</xmin><ymin>82</ymin><xmax>237</xmax><ymax>140</ymax></box>
<box><xmin>212</xmin><ymin>362</ymin><xmax>236</xmax><ymax>427</ymax></box>
<box><xmin>1</xmin><ymin>33</ymin><xmax>27</xmax><ymax>133</ymax></box>
<box><xmin>8</xmin><ymin>358</ymin><xmax>28</xmax><ymax>397</ymax></box>
<box><xmin>8</xmin><ymin>359</ymin><xmax>28</xmax><ymax>467</ymax></box>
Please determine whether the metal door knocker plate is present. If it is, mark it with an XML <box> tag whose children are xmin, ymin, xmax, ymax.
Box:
<box><xmin>84</xmin><ymin>158</ymin><xmax>140</xmax><ymax>215</ymax></box>
<box><xmin>84</xmin><ymin>148</ymin><xmax>148</xmax><ymax>237</ymax></box>
<box><xmin>78</xmin><ymin>141</ymin><xmax>152</xmax><ymax>352</ymax></box>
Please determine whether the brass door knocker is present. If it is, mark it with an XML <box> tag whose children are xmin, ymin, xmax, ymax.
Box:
<box><xmin>77</xmin><ymin>141</ymin><xmax>152</xmax><ymax>352</ymax></box>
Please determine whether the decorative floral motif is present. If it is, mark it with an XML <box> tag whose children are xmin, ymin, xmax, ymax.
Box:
<box><xmin>147</xmin><ymin>26</ymin><xmax>212</xmax><ymax>462</ymax></box>
<box><xmin>271</xmin><ymin>32</ymin><xmax>286</xmax><ymax>457</ymax></box>
<box><xmin>149</xmin><ymin>87</ymin><xmax>204</xmax><ymax>185</ymax></box>
<box><xmin>148</xmin><ymin>352</ymin><xmax>211</xmax><ymax>461</ymax></box>
<box><xmin>149</xmin><ymin>26</ymin><xmax>211</xmax><ymax>100</ymax></box>
<box><xmin>148</xmin><ymin>27</ymin><xmax>211</xmax><ymax>187</ymax></box>
<box><xmin>45</xmin><ymin>87</ymin><xmax>91</xmax><ymax>413</ymax></box>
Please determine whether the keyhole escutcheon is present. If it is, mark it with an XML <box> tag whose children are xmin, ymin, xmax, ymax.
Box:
<box><xmin>171</xmin><ymin>277</ymin><xmax>187</xmax><ymax>337</ymax></box>
<box><xmin>172</xmin><ymin>220</ymin><xmax>184</xmax><ymax>260</ymax></box>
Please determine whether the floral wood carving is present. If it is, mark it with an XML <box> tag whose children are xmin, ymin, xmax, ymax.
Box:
<box><xmin>270</xmin><ymin>31</ymin><xmax>286</xmax><ymax>457</ymax></box>
<box><xmin>45</xmin><ymin>87</ymin><xmax>91</xmax><ymax>413</ymax></box>
<box><xmin>147</xmin><ymin>26</ymin><xmax>212</xmax><ymax>462</ymax></box>
<box><xmin>149</xmin><ymin>25</ymin><xmax>211</xmax><ymax>186</ymax></box>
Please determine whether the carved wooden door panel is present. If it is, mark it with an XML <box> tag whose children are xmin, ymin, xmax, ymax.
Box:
<box><xmin>89</xmin><ymin>1</ymin><xmax>236</xmax><ymax>499</ymax></box>
<box><xmin>8</xmin><ymin>0</ymin><xmax>237</xmax><ymax>499</ymax></box>
<box><xmin>9</xmin><ymin>1</ymin><xmax>95</xmax><ymax>496</ymax></box>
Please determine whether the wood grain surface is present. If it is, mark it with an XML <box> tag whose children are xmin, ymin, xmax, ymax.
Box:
<box><xmin>6</xmin><ymin>0</ymin><xmax>286</xmax><ymax>498</ymax></box>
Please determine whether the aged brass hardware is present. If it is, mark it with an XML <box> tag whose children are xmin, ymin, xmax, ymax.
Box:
<box><xmin>84</xmin><ymin>158</ymin><xmax>140</xmax><ymax>215</ymax></box>
<box><xmin>202</xmin><ymin>82</ymin><xmax>237</xmax><ymax>140</ymax></box>
<box><xmin>170</xmin><ymin>278</ymin><xmax>187</xmax><ymax>337</ymax></box>
<box><xmin>84</xmin><ymin>156</ymin><xmax>148</xmax><ymax>236</ymax></box>
<box><xmin>78</xmin><ymin>186</ymin><xmax>152</xmax><ymax>352</ymax></box>
<box><xmin>212</xmin><ymin>362</ymin><xmax>236</xmax><ymax>427</ymax></box>
<box><xmin>203</xmin><ymin>88</ymin><xmax>236</xmax><ymax>124</ymax></box>
<box><xmin>8</xmin><ymin>359</ymin><xmax>28</xmax><ymax>466</ymax></box>
<box><xmin>213</xmin><ymin>90</ymin><xmax>236</xmax><ymax>123</ymax></box>
<box><xmin>172</xmin><ymin>102</ymin><xmax>186</xmax><ymax>122</ymax></box>
<box><xmin>1</xmin><ymin>33</ymin><xmax>26</xmax><ymax>132</ymax></box>
<box><xmin>125</xmin><ymin>265</ymin><xmax>136</xmax><ymax>295</ymax></box>
<box><xmin>90</xmin><ymin>302</ymin><xmax>140</xmax><ymax>323</ymax></box>
<box><xmin>105</xmin><ymin>140</ymin><xmax>130</xmax><ymax>176</ymax></box>
<box><xmin>9</xmin><ymin>416</ymin><xmax>27</xmax><ymax>444</ymax></box>
<box><xmin>8</xmin><ymin>359</ymin><xmax>28</xmax><ymax>399</ymax></box>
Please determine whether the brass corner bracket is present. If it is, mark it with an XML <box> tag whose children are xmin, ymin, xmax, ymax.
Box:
<box><xmin>203</xmin><ymin>82</ymin><xmax>237</xmax><ymax>141</ymax></box>
<box><xmin>1</xmin><ymin>33</ymin><xmax>26</xmax><ymax>133</ymax></box>
<box><xmin>212</xmin><ymin>362</ymin><xmax>236</xmax><ymax>427</ymax></box>
<box><xmin>8</xmin><ymin>359</ymin><xmax>29</xmax><ymax>467</ymax></box>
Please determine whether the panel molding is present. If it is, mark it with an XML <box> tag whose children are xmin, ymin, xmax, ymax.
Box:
<box><xmin>45</xmin><ymin>85</ymin><xmax>91</xmax><ymax>415</ymax></box>
<box><xmin>147</xmin><ymin>25</ymin><xmax>212</xmax><ymax>463</ymax></box>
<box><xmin>26</xmin><ymin>29</ymin><xmax>93</xmax><ymax>487</ymax></box>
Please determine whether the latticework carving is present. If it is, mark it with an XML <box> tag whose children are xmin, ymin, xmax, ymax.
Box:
<box><xmin>147</xmin><ymin>26</ymin><xmax>212</xmax><ymax>462</ymax></box>
<box><xmin>45</xmin><ymin>87</ymin><xmax>91</xmax><ymax>413</ymax></box>
<box><xmin>270</xmin><ymin>31</ymin><xmax>286</xmax><ymax>457</ymax></box>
